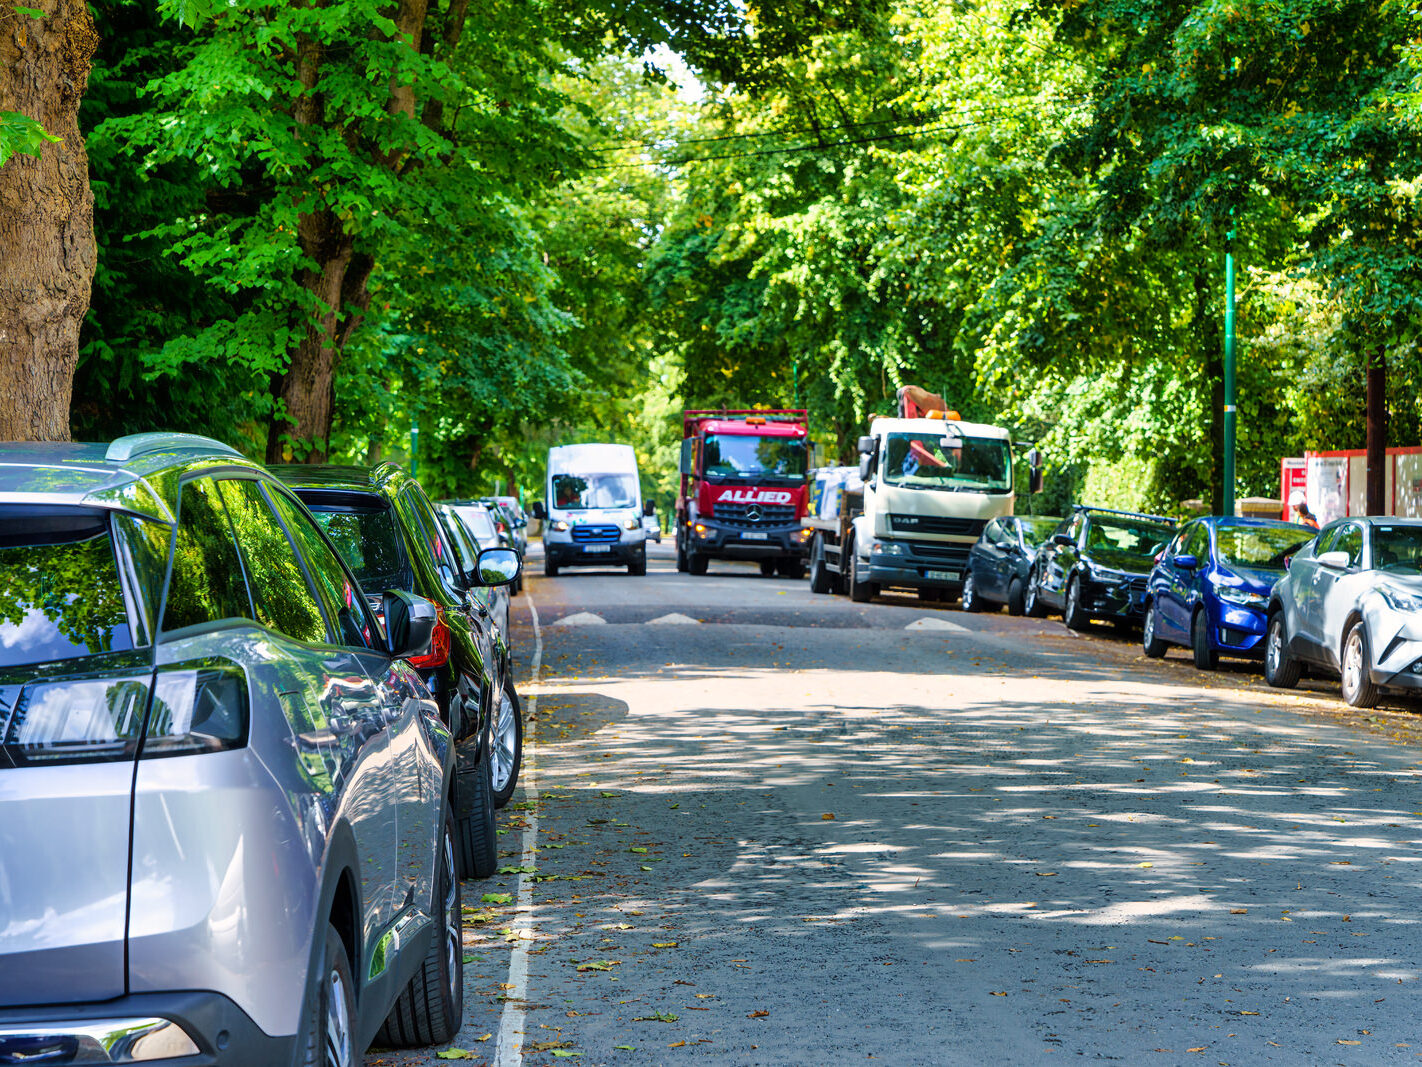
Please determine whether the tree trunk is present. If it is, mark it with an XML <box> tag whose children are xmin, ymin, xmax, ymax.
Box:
<box><xmin>1366</xmin><ymin>348</ymin><xmax>1386</xmax><ymax>515</ymax></box>
<box><xmin>0</xmin><ymin>0</ymin><xmax>98</xmax><ymax>441</ymax></box>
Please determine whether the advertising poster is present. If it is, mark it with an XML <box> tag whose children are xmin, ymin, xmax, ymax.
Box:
<box><xmin>1306</xmin><ymin>455</ymin><xmax>1348</xmax><ymax>525</ymax></box>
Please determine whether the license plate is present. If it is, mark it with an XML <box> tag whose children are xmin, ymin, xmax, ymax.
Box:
<box><xmin>925</xmin><ymin>569</ymin><xmax>960</xmax><ymax>582</ymax></box>
<box><xmin>582</xmin><ymin>545</ymin><xmax>611</xmax><ymax>554</ymax></box>
<box><xmin>741</xmin><ymin>532</ymin><xmax>769</xmax><ymax>541</ymax></box>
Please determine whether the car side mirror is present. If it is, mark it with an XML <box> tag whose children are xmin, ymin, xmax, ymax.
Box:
<box><xmin>530</xmin><ymin>501</ymin><xmax>547</xmax><ymax>521</ymax></box>
<box><xmin>995</xmin><ymin>539</ymin><xmax>1016</xmax><ymax>552</ymax></box>
<box><xmin>475</xmin><ymin>546</ymin><xmax>521</xmax><ymax>587</ymax></box>
<box><xmin>643</xmin><ymin>500</ymin><xmax>655</xmax><ymax>517</ymax></box>
<box><xmin>1173</xmin><ymin>553</ymin><xmax>1198</xmax><ymax>570</ymax></box>
<box><xmin>1051</xmin><ymin>532</ymin><xmax>1074</xmax><ymax>547</ymax></box>
<box><xmin>1317</xmin><ymin>550</ymin><xmax>1351</xmax><ymax>570</ymax></box>
<box><xmin>382</xmin><ymin>590</ymin><xmax>437</xmax><ymax>659</ymax></box>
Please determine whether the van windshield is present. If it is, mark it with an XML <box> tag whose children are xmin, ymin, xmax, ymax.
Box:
<box><xmin>552</xmin><ymin>473</ymin><xmax>638</xmax><ymax>511</ymax></box>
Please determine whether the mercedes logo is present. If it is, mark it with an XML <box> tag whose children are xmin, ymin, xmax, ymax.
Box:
<box><xmin>745</xmin><ymin>504</ymin><xmax>763</xmax><ymax>523</ymax></box>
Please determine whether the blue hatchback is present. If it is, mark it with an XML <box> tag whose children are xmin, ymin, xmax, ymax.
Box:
<box><xmin>1142</xmin><ymin>516</ymin><xmax>1316</xmax><ymax>669</ymax></box>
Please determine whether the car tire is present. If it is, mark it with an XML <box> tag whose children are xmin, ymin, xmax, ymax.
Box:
<box><xmin>1191</xmin><ymin>609</ymin><xmax>1219</xmax><ymax>671</ymax></box>
<box><xmin>300</xmin><ymin>925</ymin><xmax>357</xmax><ymax>1067</ymax></box>
<box><xmin>777</xmin><ymin>558</ymin><xmax>805</xmax><ymax>579</ymax></box>
<box><xmin>375</xmin><ymin>814</ymin><xmax>462</xmax><ymax>1047</ymax></box>
<box><xmin>1264</xmin><ymin>612</ymin><xmax>1301</xmax><ymax>689</ymax></box>
<box><xmin>1024</xmin><ymin>570</ymin><xmax>1048</xmax><ymax>618</ymax></box>
<box><xmin>688</xmin><ymin>550</ymin><xmax>708</xmax><ymax>575</ymax></box>
<box><xmin>960</xmin><ymin>570</ymin><xmax>983</xmax><ymax>612</ymax></box>
<box><xmin>760</xmin><ymin>560</ymin><xmax>777</xmax><ymax>577</ymax></box>
<box><xmin>809</xmin><ymin>537</ymin><xmax>832</xmax><ymax>595</ymax></box>
<box><xmin>455</xmin><ymin>741</ymin><xmax>498</xmax><ymax>879</ymax></box>
<box><xmin>1006</xmin><ymin>577</ymin><xmax>1026</xmax><ymax>616</ymax></box>
<box><xmin>1141</xmin><ymin>600</ymin><xmax>1167</xmax><ymax>658</ymax></box>
<box><xmin>1341</xmin><ymin>622</ymin><xmax>1380</xmax><ymax>709</ymax></box>
<box><xmin>848</xmin><ymin>542</ymin><xmax>876</xmax><ymax>603</ymax></box>
<box><xmin>490</xmin><ymin>682</ymin><xmax>523</xmax><ymax>809</ymax></box>
<box><xmin>1062</xmin><ymin>576</ymin><xmax>1089</xmax><ymax>631</ymax></box>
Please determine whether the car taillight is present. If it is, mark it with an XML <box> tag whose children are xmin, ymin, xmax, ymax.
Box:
<box><xmin>408</xmin><ymin>604</ymin><xmax>451</xmax><ymax>670</ymax></box>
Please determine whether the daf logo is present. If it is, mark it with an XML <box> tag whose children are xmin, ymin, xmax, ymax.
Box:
<box><xmin>745</xmin><ymin>504</ymin><xmax>763</xmax><ymax>523</ymax></box>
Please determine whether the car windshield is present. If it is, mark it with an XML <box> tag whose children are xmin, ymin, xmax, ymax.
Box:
<box><xmin>882</xmin><ymin>433</ymin><xmax>1010</xmax><ymax>492</ymax></box>
<box><xmin>552</xmin><ymin>473</ymin><xmax>638</xmax><ymax>510</ymax></box>
<box><xmin>1215</xmin><ymin>525</ymin><xmax>1315</xmax><ymax>570</ymax></box>
<box><xmin>308</xmin><ymin>505</ymin><xmax>410</xmax><ymax>592</ymax></box>
<box><xmin>1370</xmin><ymin>525</ymin><xmax>1422</xmax><ymax>573</ymax></box>
<box><xmin>1085</xmin><ymin>516</ymin><xmax>1173</xmax><ymax>556</ymax></box>
<box><xmin>702</xmin><ymin>434</ymin><xmax>806</xmax><ymax>481</ymax></box>
<box><xmin>0</xmin><ymin>507</ymin><xmax>137</xmax><ymax>667</ymax></box>
<box><xmin>1019</xmin><ymin>517</ymin><xmax>1060</xmax><ymax>547</ymax></box>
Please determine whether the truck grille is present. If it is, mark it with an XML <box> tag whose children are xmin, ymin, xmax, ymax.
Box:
<box><xmin>572</xmin><ymin>524</ymin><xmax>620</xmax><ymax>543</ymax></box>
<box><xmin>715</xmin><ymin>503</ymin><xmax>797</xmax><ymax>527</ymax></box>
<box><xmin>888</xmin><ymin>514</ymin><xmax>987</xmax><ymax>538</ymax></box>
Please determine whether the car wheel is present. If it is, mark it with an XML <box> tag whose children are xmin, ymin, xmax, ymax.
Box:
<box><xmin>960</xmin><ymin>570</ymin><xmax>982</xmax><ymax>613</ymax></box>
<box><xmin>1006</xmin><ymin>577</ymin><xmax>1026</xmax><ymax>616</ymax></box>
<box><xmin>1341</xmin><ymin>622</ymin><xmax>1380</xmax><ymax>708</ymax></box>
<box><xmin>374</xmin><ymin>815</ymin><xmax>463</xmax><ymax>1047</ymax></box>
<box><xmin>1141</xmin><ymin>600</ymin><xmax>1167</xmax><ymax>658</ymax></box>
<box><xmin>809</xmin><ymin>537</ymin><xmax>832</xmax><ymax>595</ymax></box>
<box><xmin>300</xmin><ymin>925</ymin><xmax>356</xmax><ymax>1067</ymax></box>
<box><xmin>490</xmin><ymin>682</ymin><xmax>523</xmax><ymax>808</ymax></box>
<box><xmin>777</xmin><ymin>558</ymin><xmax>805</xmax><ymax>579</ymax></box>
<box><xmin>1264</xmin><ymin>612</ymin><xmax>1301</xmax><ymax>689</ymax></box>
<box><xmin>760</xmin><ymin>560</ymin><xmax>777</xmax><ymax>577</ymax></box>
<box><xmin>688</xmin><ymin>549</ymin><xmax>708</xmax><ymax>575</ymax></box>
<box><xmin>455</xmin><ymin>739</ymin><xmax>498</xmax><ymax>878</ymax></box>
<box><xmin>1191</xmin><ymin>609</ymin><xmax>1219</xmax><ymax>671</ymax></box>
<box><xmin>848</xmin><ymin>542</ymin><xmax>876</xmax><ymax>603</ymax></box>
<box><xmin>1062</xmin><ymin>577</ymin><xmax>1089</xmax><ymax>631</ymax></box>
<box><xmin>1024</xmin><ymin>570</ymin><xmax>1047</xmax><ymax>618</ymax></box>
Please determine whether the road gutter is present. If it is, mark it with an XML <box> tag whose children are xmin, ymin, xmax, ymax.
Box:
<box><xmin>493</xmin><ymin>595</ymin><xmax>542</xmax><ymax>1067</ymax></box>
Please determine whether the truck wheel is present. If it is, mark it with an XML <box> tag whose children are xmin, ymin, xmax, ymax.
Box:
<box><xmin>1063</xmin><ymin>576</ymin><xmax>1090</xmax><ymax>631</ymax></box>
<box><xmin>676</xmin><ymin>538</ymin><xmax>688</xmax><ymax>572</ymax></box>
<box><xmin>848</xmin><ymin>543</ymin><xmax>876</xmax><ymax>603</ymax></box>
<box><xmin>760</xmin><ymin>560</ymin><xmax>777</xmax><ymax>577</ymax></box>
<box><xmin>1006</xmin><ymin>577</ymin><xmax>1026</xmax><ymax>616</ymax></box>
<box><xmin>809</xmin><ymin>537</ymin><xmax>832</xmax><ymax>595</ymax></box>
<box><xmin>688</xmin><ymin>550</ymin><xmax>708</xmax><ymax>576</ymax></box>
<box><xmin>777</xmin><ymin>558</ymin><xmax>805</xmax><ymax>579</ymax></box>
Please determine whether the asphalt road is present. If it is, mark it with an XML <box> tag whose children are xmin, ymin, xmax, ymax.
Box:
<box><xmin>369</xmin><ymin>543</ymin><xmax>1422</xmax><ymax>1066</ymax></box>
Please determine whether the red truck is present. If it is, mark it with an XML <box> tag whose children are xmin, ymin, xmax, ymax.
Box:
<box><xmin>676</xmin><ymin>409</ymin><xmax>813</xmax><ymax>577</ymax></box>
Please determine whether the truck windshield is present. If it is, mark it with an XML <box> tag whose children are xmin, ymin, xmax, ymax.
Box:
<box><xmin>703</xmin><ymin>434</ymin><xmax>806</xmax><ymax>481</ymax></box>
<box><xmin>552</xmin><ymin>473</ymin><xmax>638</xmax><ymax>510</ymax></box>
<box><xmin>882</xmin><ymin>433</ymin><xmax>1010</xmax><ymax>492</ymax></box>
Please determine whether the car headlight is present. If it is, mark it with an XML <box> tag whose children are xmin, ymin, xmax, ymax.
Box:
<box><xmin>551</xmin><ymin>520</ymin><xmax>569</xmax><ymax>532</ymax></box>
<box><xmin>624</xmin><ymin>517</ymin><xmax>640</xmax><ymax>530</ymax></box>
<box><xmin>1216</xmin><ymin>586</ymin><xmax>1268</xmax><ymax>607</ymax></box>
<box><xmin>870</xmin><ymin>540</ymin><xmax>904</xmax><ymax>556</ymax></box>
<box><xmin>1380</xmin><ymin>586</ymin><xmax>1422</xmax><ymax>612</ymax></box>
<box><xmin>1088</xmin><ymin>565</ymin><xmax>1127</xmax><ymax>583</ymax></box>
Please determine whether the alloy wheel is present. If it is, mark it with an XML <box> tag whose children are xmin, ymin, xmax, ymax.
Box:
<box><xmin>442</xmin><ymin>831</ymin><xmax>460</xmax><ymax>1004</ymax></box>
<box><xmin>324</xmin><ymin>966</ymin><xmax>352</xmax><ymax>1067</ymax></box>
<box><xmin>1343</xmin><ymin>630</ymin><xmax>1363</xmax><ymax>695</ymax></box>
<box><xmin>490</xmin><ymin>684</ymin><xmax>518</xmax><ymax>794</ymax></box>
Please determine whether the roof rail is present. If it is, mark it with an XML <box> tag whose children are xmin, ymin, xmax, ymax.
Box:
<box><xmin>1073</xmin><ymin>504</ymin><xmax>1176</xmax><ymax>525</ymax></box>
<box><xmin>105</xmin><ymin>432</ymin><xmax>245</xmax><ymax>464</ymax></box>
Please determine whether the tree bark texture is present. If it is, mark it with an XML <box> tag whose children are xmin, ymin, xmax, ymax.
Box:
<box><xmin>0</xmin><ymin>0</ymin><xmax>98</xmax><ymax>441</ymax></box>
<box><xmin>1366</xmin><ymin>348</ymin><xmax>1386</xmax><ymax>515</ymax></box>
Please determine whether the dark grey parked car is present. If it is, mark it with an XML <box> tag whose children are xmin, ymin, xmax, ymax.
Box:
<box><xmin>960</xmin><ymin>515</ymin><xmax>1060</xmax><ymax>614</ymax></box>
<box><xmin>0</xmin><ymin>434</ymin><xmax>463</xmax><ymax>1067</ymax></box>
<box><xmin>1265</xmin><ymin>516</ymin><xmax>1422</xmax><ymax>707</ymax></box>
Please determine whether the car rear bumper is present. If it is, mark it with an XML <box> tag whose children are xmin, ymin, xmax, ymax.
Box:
<box><xmin>0</xmin><ymin>991</ymin><xmax>293</xmax><ymax>1067</ymax></box>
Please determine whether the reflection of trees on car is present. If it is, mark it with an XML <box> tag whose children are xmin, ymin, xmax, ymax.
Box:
<box><xmin>0</xmin><ymin>527</ymin><xmax>134</xmax><ymax>665</ymax></box>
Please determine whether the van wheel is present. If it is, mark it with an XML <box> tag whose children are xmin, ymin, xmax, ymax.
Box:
<box><xmin>374</xmin><ymin>814</ymin><xmax>462</xmax><ymax>1046</ymax></box>
<box><xmin>543</xmin><ymin>558</ymin><xmax>559</xmax><ymax>578</ymax></box>
<box><xmin>629</xmin><ymin>553</ymin><xmax>646</xmax><ymax>576</ymax></box>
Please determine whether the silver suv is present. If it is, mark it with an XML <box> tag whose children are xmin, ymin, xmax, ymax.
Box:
<box><xmin>0</xmin><ymin>434</ymin><xmax>464</xmax><ymax>1066</ymax></box>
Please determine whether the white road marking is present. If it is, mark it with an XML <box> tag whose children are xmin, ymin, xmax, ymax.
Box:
<box><xmin>493</xmin><ymin>596</ymin><xmax>542</xmax><ymax>1067</ymax></box>
<box><xmin>551</xmin><ymin>611</ymin><xmax>607</xmax><ymax>626</ymax></box>
<box><xmin>645</xmin><ymin>612</ymin><xmax>700</xmax><ymax>625</ymax></box>
<box><xmin>905</xmin><ymin>616</ymin><xmax>968</xmax><ymax>631</ymax></box>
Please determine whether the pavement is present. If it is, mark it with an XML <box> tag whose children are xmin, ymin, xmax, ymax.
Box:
<box><xmin>367</xmin><ymin>542</ymin><xmax>1422</xmax><ymax>1066</ymax></box>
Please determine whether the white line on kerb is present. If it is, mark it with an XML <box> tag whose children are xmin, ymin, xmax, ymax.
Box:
<box><xmin>493</xmin><ymin>596</ymin><xmax>542</xmax><ymax>1067</ymax></box>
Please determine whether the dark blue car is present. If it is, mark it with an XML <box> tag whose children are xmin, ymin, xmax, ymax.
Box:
<box><xmin>1142</xmin><ymin>516</ymin><xmax>1315</xmax><ymax>669</ymax></box>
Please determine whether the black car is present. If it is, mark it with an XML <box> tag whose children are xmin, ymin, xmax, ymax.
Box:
<box><xmin>960</xmin><ymin>514</ymin><xmax>1061</xmax><ymax>614</ymax></box>
<box><xmin>1026</xmin><ymin>506</ymin><xmax>1176</xmax><ymax>630</ymax></box>
<box><xmin>273</xmin><ymin>464</ymin><xmax>522</xmax><ymax>876</ymax></box>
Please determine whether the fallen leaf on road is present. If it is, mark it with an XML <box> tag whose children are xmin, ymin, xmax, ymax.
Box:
<box><xmin>613</xmin><ymin>1047</ymin><xmax>635</xmax><ymax>1052</ymax></box>
<box><xmin>748</xmin><ymin>1010</ymin><xmax>770</xmax><ymax>1018</ymax></box>
<box><xmin>989</xmin><ymin>992</ymin><xmax>1007</xmax><ymax>997</ymax></box>
<box><xmin>1338</xmin><ymin>1040</ymin><xmax>1361</xmax><ymax>1046</ymax></box>
<box><xmin>481</xmin><ymin>893</ymin><xmax>512</xmax><ymax>905</ymax></box>
<box><xmin>652</xmin><ymin>942</ymin><xmax>678</xmax><ymax>948</ymax></box>
<box><xmin>1137</xmin><ymin>862</ymin><xmax>1153</xmax><ymax>868</ymax></box>
<box><xmin>528</xmin><ymin>1041</ymin><xmax>574</xmax><ymax>1052</ymax></box>
<box><xmin>630</xmin><ymin>847</ymin><xmax>648</xmax><ymax>854</ymax></box>
<box><xmin>668</xmin><ymin>1041</ymin><xmax>686</xmax><ymax>1048</ymax></box>
<box><xmin>550</xmin><ymin>1052</ymin><xmax>582</xmax><ymax>1058</ymax></box>
<box><xmin>694</xmin><ymin>993</ymin><xmax>715</xmax><ymax>999</ymax></box>
<box><xmin>435</xmin><ymin>1051</ymin><xmax>474</xmax><ymax>1060</ymax></box>
<box><xmin>1186</xmin><ymin>1047</ymin><xmax>1207</xmax><ymax>1053</ymax></box>
<box><xmin>633</xmin><ymin>1012</ymin><xmax>679</xmax><ymax>1023</ymax></box>
<box><xmin>576</xmin><ymin>960</ymin><xmax>620</xmax><ymax>971</ymax></box>
<box><xmin>1036</xmin><ymin>872</ymin><xmax>1057</xmax><ymax>877</ymax></box>
<box><xmin>1230</xmin><ymin>909</ymin><xmax>1247</xmax><ymax>914</ymax></box>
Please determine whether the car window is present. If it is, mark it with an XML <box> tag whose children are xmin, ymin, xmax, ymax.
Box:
<box><xmin>164</xmin><ymin>477</ymin><xmax>253</xmax><ymax>633</ymax></box>
<box><xmin>1186</xmin><ymin>523</ymin><xmax>1211</xmax><ymax>560</ymax></box>
<box><xmin>403</xmin><ymin>486</ymin><xmax>461</xmax><ymax>596</ymax></box>
<box><xmin>982</xmin><ymin>518</ymin><xmax>1001</xmax><ymax>543</ymax></box>
<box><xmin>266</xmin><ymin>487</ymin><xmax>378</xmax><ymax>650</ymax></box>
<box><xmin>1067</xmin><ymin>514</ymin><xmax>1085</xmax><ymax>543</ymax></box>
<box><xmin>1314</xmin><ymin>524</ymin><xmax>1342</xmax><ymax>555</ymax></box>
<box><xmin>215</xmin><ymin>478</ymin><xmax>328</xmax><ymax>645</ymax></box>
<box><xmin>0</xmin><ymin>505</ymin><xmax>141</xmax><ymax>667</ymax></box>
<box><xmin>1334</xmin><ymin>524</ymin><xmax>1364</xmax><ymax>568</ymax></box>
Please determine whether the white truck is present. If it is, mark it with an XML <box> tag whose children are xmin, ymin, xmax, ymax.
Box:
<box><xmin>531</xmin><ymin>443</ymin><xmax>649</xmax><ymax>577</ymax></box>
<box><xmin>806</xmin><ymin>397</ymin><xmax>1040</xmax><ymax>602</ymax></box>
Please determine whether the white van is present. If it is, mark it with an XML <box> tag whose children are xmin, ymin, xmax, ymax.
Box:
<box><xmin>533</xmin><ymin>443</ymin><xmax>648</xmax><ymax>576</ymax></box>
